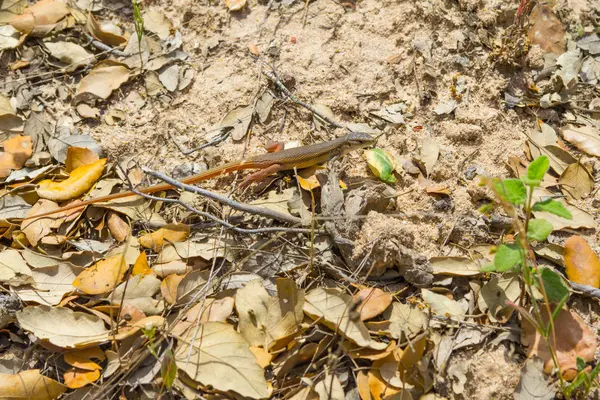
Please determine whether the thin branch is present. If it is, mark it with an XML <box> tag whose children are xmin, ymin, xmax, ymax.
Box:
<box><xmin>140</xmin><ymin>168</ymin><xmax>316</xmax><ymax>230</ymax></box>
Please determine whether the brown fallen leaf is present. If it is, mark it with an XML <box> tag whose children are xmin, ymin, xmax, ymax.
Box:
<box><xmin>63</xmin><ymin>368</ymin><xmax>100</xmax><ymax>389</ymax></box>
<box><xmin>138</xmin><ymin>223</ymin><xmax>190</xmax><ymax>252</ymax></box>
<box><xmin>559</xmin><ymin>162</ymin><xmax>593</xmax><ymax>200</ymax></box>
<box><xmin>0</xmin><ymin>135</ymin><xmax>33</xmax><ymax>178</ymax></box>
<box><xmin>72</xmin><ymin>255</ymin><xmax>127</xmax><ymax>295</ymax></box>
<box><xmin>527</xmin><ymin>5</ymin><xmax>566</xmax><ymax>55</ymax></box>
<box><xmin>353</xmin><ymin>288</ymin><xmax>393</xmax><ymax>321</ymax></box>
<box><xmin>106</xmin><ymin>211</ymin><xmax>130</xmax><ymax>242</ymax></box>
<box><xmin>21</xmin><ymin>199</ymin><xmax>59</xmax><ymax>246</ymax></box>
<box><xmin>86</xmin><ymin>12</ymin><xmax>126</xmax><ymax>46</ymax></box>
<box><xmin>564</xmin><ymin>236</ymin><xmax>600</xmax><ymax>288</ymax></box>
<box><xmin>75</xmin><ymin>60</ymin><xmax>130</xmax><ymax>101</ymax></box>
<box><xmin>0</xmin><ymin>369</ymin><xmax>67</xmax><ymax>400</ymax></box>
<box><xmin>37</xmin><ymin>158</ymin><xmax>106</xmax><ymax>201</ymax></box>
<box><xmin>522</xmin><ymin>307</ymin><xmax>597</xmax><ymax>380</ymax></box>
<box><xmin>10</xmin><ymin>0</ymin><xmax>70</xmax><ymax>34</ymax></box>
<box><xmin>66</xmin><ymin>146</ymin><xmax>99</xmax><ymax>172</ymax></box>
<box><xmin>160</xmin><ymin>273</ymin><xmax>184</xmax><ymax>305</ymax></box>
<box><xmin>249</xmin><ymin>346</ymin><xmax>273</xmax><ymax>369</ymax></box>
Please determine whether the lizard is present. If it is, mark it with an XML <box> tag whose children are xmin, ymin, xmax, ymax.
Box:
<box><xmin>22</xmin><ymin>131</ymin><xmax>376</xmax><ymax>221</ymax></box>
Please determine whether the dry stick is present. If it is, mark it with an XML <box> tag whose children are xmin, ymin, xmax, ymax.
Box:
<box><xmin>140</xmin><ymin>168</ymin><xmax>319</xmax><ymax>232</ymax></box>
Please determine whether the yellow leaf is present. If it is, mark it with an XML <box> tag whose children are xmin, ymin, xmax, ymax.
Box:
<box><xmin>352</xmin><ymin>288</ymin><xmax>393</xmax><ymax>321</ymax></box>
<box><xmin>0</xmin><ymin>135</ymin><xmax>32</xmax><ymax>178</ymax></box>
<box><xmin>138</xmin><ymin>223</ymin><xmax>190</xmax><ymax>252</ymax></box>
<box><xmin>37</xmin><ymin>158</ymin><xmax>107</xmax><ymax>201</ymax></box>
<box><xmin>0</xmin><ymin>369</ymin><xmax>67</xmax><ymax>400</ymax></box>
<box><xmin>63</xmin><ymin>368</ymin><xmax>100</xmax><ymax>389</ymax></box>
<box><xmin>66</xmin><ymin>147</ymin><xmax>99</xmax><ymax>172</ymax></box>
<box><xmin>64</xmin><ymin>347</ymin><xmax>105</xmax><ymax>371</ymax></box>
<box><xmin>160</xmin><ymin>273</ymin><xmax>184</xmax><ymax>305</ymax></box>
<box><xmin>73</xmin><ymin>255</ymin><xmax>127</xmax><ymax>295</ymax></box>
<box><xmin>10</xmin><ymin>0</ymin><xmax>70</xmax><ymax>34</ymax></box>
<box><xmin>564</xmin><ymin>236</ymin><xmax>600</xmax><ymax>288</ymax></box>
<box><xmin>132</xmin><ymin>251</ymin><xmax>153</xmax><ymax>276</ymax></box>
<box><xmin>249</xmin><ymin>346</ymin><xmax>273</xmax><ymax>368</ymax></box>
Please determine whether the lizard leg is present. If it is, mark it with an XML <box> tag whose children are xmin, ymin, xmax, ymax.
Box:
<box><xmin>264</xmin><ymin>141</ymin><xmax>285</xmax><ymax>153</ymax></box>
<box><xmin>240</xmin><ymin>164</ymin><xmax>283</xmax><ymax>188</ymax></box>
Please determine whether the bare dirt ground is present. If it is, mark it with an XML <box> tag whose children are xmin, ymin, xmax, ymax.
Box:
<box><xmin>1</xmin><ymin>0</ymin><xmax>600</xmax><ymax>398</ymax></box>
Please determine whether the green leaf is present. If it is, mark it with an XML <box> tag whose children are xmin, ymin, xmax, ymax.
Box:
<box><xmin>532</xmin><ymin>199</ymin><xmax>573</xmax><ymax>219</ymax></box>
<box><xmin>527</xmin><ymin>156</ymin><xmax>549</xmax><ymax>184</ymax></box>
<box><xmin>527</xmin><ymin>219</ymin><xmax>553</xmax><ymax>241</ymax></box>
<box><xmin>577</xmin><ymin>357</ymin><xmax>586</xmax><ymax>372</ymax></box>
<box><xmin>364</xmin><ymin>148</ymin><xmax>396</xmax><ymax>184</ymax></box>
<box><xmin>480</xmin><ymin>263</ymin><xmax>496</xmax><ymax>272</ymax></box>
<box><xmin>493</xmin><ymin>179</ymin><xmax>526</xmax><ymax>206</ymax></box>
<box><xmin>538</xmin><ymin>267</ymin><xmax>570</xmax><ymax>304</ymax></box>
<box><xmin>493</xmin><ymin>244</ymin><xmax>522</xmax><ymax>272</ymax></box>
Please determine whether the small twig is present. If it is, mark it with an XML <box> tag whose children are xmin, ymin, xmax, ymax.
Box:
<box><xmin>141</xmin><ymin>168</ymin><xmax>314</xmax><ymax>228</ymax></box>
<box><xmin>569</xmin><ymin>282</ymin><xmax>600</xmax><ymax>300</ymax></box>
<box><xmin>167</xmin><ymin>127</ymin><xmax>232</xmax><ymax>156</ymax></box>
<box><xmin>83</xmin><ymin>32</ymin><xmax>127</xmax><ymax>57</ymax></box>
<box><xmin>262</xmin><ymin>69</ymin><xmax>348</xmax><ymax>131</ymax></box>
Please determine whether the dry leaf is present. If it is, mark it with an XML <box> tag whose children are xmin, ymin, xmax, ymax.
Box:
<box><xmin>527</xmin><ymin>5</ymin><xmax>566</xmax><ymax>55</ymax></box>
<box><xmin>172</xmin><ymin>297</ymin><xmax>235</xmax><ymax>335</ymax></box>
<box><xmin>75</xmin><ymin>60</ymin><xmax>130</xmax><ymax>100</ymax></box>
<box><xmin>477</xmin><ymin>274</ymin><xmax>521</xmax><ymax>323</ymax></box>
<box><xmin>142</xmin><ymin>10</ymin><xmax>173</xmax><ymax>40</ymax></box>
<box><xmin>430</xmin><ymin>256</ymin><xmax>480</xmax><ymax>276</ymax></box>
<box><xmin>353</xmin><ymin>288</ymin><xmax>393</xmax><ymax>321</ymax></box>
<box><xmin>10</xmin><ymin>0</ymin><xmax>69</xmax><ymax>34</ymax></box>
<box><xmin>64</xmin><ymin>347</ymin><xmax>105</xmax><ymax>371</ymax></box>
<box><xmin>220</xmin><ymin>105</ymin><xmax>253</xmax><ymax>141</ymax></box>
<box><xmin>315</xmin><ymin>374</ymin><xmax>345</xmax><ymax>400</ymax></box>
<box><xmin>564</xmin><ymin>236</ymin><xmax>600</xmax><ymax>288</ymax></box>
<box><xmin>174</xmin><ymin>322</ymin><xmax>270</xmax><ymax>399</ymax></box>
<box><xmin>21</xmin><ymin>199</ymin><xmax>59</xmax><ymax>246</ymax></box>
<box><xmin>16</xmin><ymin>305</ymin><xmax>109</xmax><ymax>348</ymax></box>
<box><xmin>110</xmin><ymin>274</ymin><xmax>162</xmax><ymax>315</ymax></box>
<box><xmin>249</xmin><ymin>346</ymin><xmax>272</xmax><ymax>369</ymax></box>
<box><xmin>86</xmin><ymin>12</ymin><xmax>126</xmax><ymax>46</ymax></box>
<box><xmin>153</xmin><ymin>260</ymin><xmax>189</xmax><ymax>277</ymax></box>
<box><xmin>561</xmin><ymin>124</ymin><xmax>600</xmax><ymax>157</ymax></box>
<box><xmin>66</xmin><ymin>147</ymin><xmax>99</xmax><ymax>172</ymax></box>
<box><xmin>63</xmin><ymin>368</ymin><xmax>100</xmax><ymax>389</ymax></box>
<box><xmin>45</xmin><ymin>42</ymin><xmax>94</xmax><ymax>71</ymax></box>
<box><xmin>0</xmin><ymin>135</ymin><xmax>32</xmax><ymax>178</ymax></box>
<box><xmin>138</xmin><ymin>223</ymin><xmax>190</xmax><ymax>252</ymax></box>
<box><xmin>421</xmin><ymin>289</ymin><xmax>465</xmax><ymax>321</ymax></box>
<box><xmin>106</xmin><ymin>211</ymin><xmax>130</xmax><ymax>242</ymax></box>
<box><xmin>559</xmin><ymin>162</ymin><xmax>593</xmax><ymax>200</ymax></box>
<box><xmin>367</xmin><ymin>369</ymin><xmax>401</xmax><ymax>400</ymax></box>
<box><xmin>0</xmin><ymin>369</ymin><xmax>67</xmax><ymax>400</ymax></box>
<box><xmin>131</xmin><ymin>251</ymin><xmax>152</xmax><ymax>276</ymax></box>
<box><xmin>532</xmin><ymin>188</ymin><xmax>596</xmax><ymax>230</ymax></box>
<box><xmin>522</xmin><ymin>307</ymin><xmax>597</xmax><ymax>380</ymax></box>
<box><xmin>0</xmin><ymin>248</ymin><xmax>32</xmax><ymax>286</ymax></box>
<box><xmin>385</xmin><ymin>302</ymin><xmax>427</xmax><ymax>340</ymax></box>
<box><xmin>72</xmin><ymin>255</ymin><xmax>127</xmax><ymax>295</ymax></box>
<box><xmin>37</xmin><ymin>158</ymin><xmax>106</xmax><ymax>201</ymax></box>
<box><xmin>236</xmin><ymin>278</ymin><xmax>304</xmax><ymax>349</ymax></box>
<box><xmin>225</xmin><ymin>0</ymin><xmax>247</xmax><ymax>11</ymax></box>
<box><xmin>419</xmin><ymin>137</ymin><xmax>439</xmax><ymax>176</ymax></box>
<box><xmin>156</xmin><ymin>240</ymin><xmax>225</xmax><ymax>264</ymax></box>
<box><xmin>304</xmin><ymin>288</ymin><xmax>387</xmax><ymax>350</ymax></box>
<box><xmin>15</xmin><ymin>263</ymin><xmax>82</xmax><ymax>306</ymax></box>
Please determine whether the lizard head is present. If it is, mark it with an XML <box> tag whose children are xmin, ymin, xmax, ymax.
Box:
<box><xmin>345</xmin><ymin>131</ymin><xmax>377</xmax><ymax>149</ymax></box>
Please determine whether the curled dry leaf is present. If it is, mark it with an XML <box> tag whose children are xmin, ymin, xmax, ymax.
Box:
<box><xmin>303</xmin><ymin>287</ymin><xmax>387</xmax><ymax>350</ymax></box>
<box><xmin>16</xmin><ymin>305</ymin><xmax>109</xmax><ymax>348</ymax></box>
<box><xmin>10</xmin><ymin>0</ymin><xmax>69</xmax><ymax>34</ymax></box>
<box><xmin>174</xmin><ymin>322</ymin><xmax>270</xmax><ymax>399</ymax></box>
<box><xmin>72</xmin><ymin>255</ymin><xmax>127</xmax><ymax>295</ymax></box>
<box><xmin>75</xmin><ymin>60</ymin><xmax>130</xmax><ymax>101</ymax></box>
<box><xmin>86</xmin><ymin>12</ymin><xmax>126</xmax><ymax>46</ymax></box>
<box><xmin>37</xmin><ymin>158</ymin><xmax>106</xmax><ymax>201</ymax></box>
<box><xmin>353</xmin><ymin>288</ymin><xmax>393</xmax><ymax>321</ymax></box>
<box><xmin>564</xmin><ymin>236</ymin><xmax>600</xmax><ymax>288</ymax></box>
<box><xmin>66</xmin><ymin>146</ymin><xmax>99</xmax><ymax>172</ymax></box>
<box><xmin>160</xmin><ymin>273</ymin><xmax>184</xmax><ymax>304</ymax></box>
<box><xmin>138</xmin><ymin>223</ymin><xmax>190</xmax><ymax>252</ymax></box>
<box><xmin>0</xmin><ymin>369</ymin><xmax>67</xmax><ymax>400</ymax></box>
<box><xmin>522</xmin><ymin>307</ymin><xmax>597</xmax><ymax>380</ymax></box>
<box><xmin>0</xmin><ymin>135</ymin><xmax>33</xmax><ymax>178</ymax></box>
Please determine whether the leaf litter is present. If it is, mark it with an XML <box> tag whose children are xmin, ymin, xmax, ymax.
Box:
<box><xmin>0</xmin><ymin>0</ymin><xmax>599</xmax><ymax>398</ymax></box>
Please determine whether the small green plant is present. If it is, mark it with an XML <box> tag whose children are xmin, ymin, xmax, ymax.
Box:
<box><xmin>480</xmin><ymin>155</ymin><xmax>589</xmax><ymax>396</ymax></box>
<box><xmin>132</xmin><ymin>0</ymin><xmax>145</xmax><ymax>68</ymax></box>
